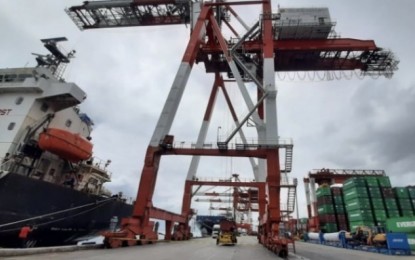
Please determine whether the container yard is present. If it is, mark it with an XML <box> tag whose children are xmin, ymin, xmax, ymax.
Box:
<box><xmin>300</xmin><ymin>170</ymin><xmax>415</xmax><ymax>255</ymax></box>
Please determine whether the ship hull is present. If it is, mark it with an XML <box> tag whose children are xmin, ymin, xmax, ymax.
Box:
<box><xmin>0</xmin><ymin>173</ymin><xmax>133</xmax><ymax>248</ymax></box>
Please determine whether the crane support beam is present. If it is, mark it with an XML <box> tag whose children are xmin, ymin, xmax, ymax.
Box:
<box><xmin>149</xmin><ymin>206</ymin><xmax>186</xmax><ymax>223</ymax></box>
<box><xmin>200</xmin><ymin>38</ymin><xmax>379</xmax><ymax>53</ymax></box>
<box><xmin>66</xmin><ymin>0</ymin><xmax>190</xmax><ymax>29</ymax></box>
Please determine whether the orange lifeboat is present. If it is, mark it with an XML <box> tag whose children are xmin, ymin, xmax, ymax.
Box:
<box><xmin>38</xmin><ymin>128</ymin><xmax>93</xmax><ymax>162</ymax></box>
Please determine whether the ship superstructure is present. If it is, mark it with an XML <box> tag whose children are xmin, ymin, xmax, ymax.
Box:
<box><xmin>0</xmin><ymin>38</ymin><xmax>132</xmax><ymax>248</ymax></box>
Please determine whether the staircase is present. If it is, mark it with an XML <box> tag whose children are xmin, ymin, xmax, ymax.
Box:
<box><xmin>282</xmin><ymin>145</ymin><xmax>293</xmax><ymax>173</ymax></box>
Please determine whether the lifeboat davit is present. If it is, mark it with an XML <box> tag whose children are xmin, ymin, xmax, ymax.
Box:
<box><xmin>38</xmin><ymin>128</ymin><xmax>93</xmax><ymax>162</ymax></box>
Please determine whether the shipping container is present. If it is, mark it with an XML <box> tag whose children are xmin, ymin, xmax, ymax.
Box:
<box><xmin>380</xmin><ymin>187</ymin><xmax>395</xmax><ymax>198</ymax></box>
<box><xmin>332</xmin><ymin>195</ymin><xmax>344</xmax><ymax>205</ymax></box>
<box><xmin>387</xmin><ymin>209</ymin><xmax>401</xmax><ymax>218</ymax></box>
<box><xmin>347</xmin><ymin>209</ymin><xmax>374</xmax><ymax>222</ymax></box>
<box><xmin>345</xmin><ymin>198</ymin><xmax>371</xmax><ymax>211</ymax></box>
<box><xmin>316</xmin><ymin>186</ymin><xmax>331</xmax><ymax>197</ymax></box>
<box><xmin>336</xmin><ymin>214</ymin><xmax>347</xmax><ymax>223</ymax></box>
<box><xmin>331</xmin><ymin>187</ymin><xmax>342</xmax><ymax>196</ymax></box>
<box><xmin>371</xmin><ymin>198</ymin><xmax>385</xmax><ymax>210</ymax></box>
<box><xmin>317</xmin><ymin>204</ymin><xmax>335</xmax><ymax>215</ymax></box>
<box><xmin>384</xmin><ymin>198</ymin><xmax>398</xmax><ymax>210</ymax></box>
<box><xmin>334</xmin><ymin>204</ymin><xmax>346</xmax><ymax>214</ymax></box>
<box><xmin>317</xmin><ymin>196</ymin><xmax>333</xmax><ymax>206</ymax></box>
<box><xmin>318</xmin><ymin>214</ymin><xmax>336</xmax><ymax>224</ymax></box>
<box><xmin>343</xmin><ymin>187</ymin><xmax>369</xmax><ymax>200</ymax></box>
<box><xmin>386</xmin><ymin>217</ymin><xmax>415</xmax><ymax>233</ymax></box>
<box><xmin>322</xmin><ymin>223</ymin><xmax>338</xmax><ymax>233</ymax></box>
<box><xmin>343</xmin><ymin>177</ymin><xmax>366</xmax><ymax>191</ymax></box>
<box><xmin>367</xmin><ymin>187</ymin><xmax>382</xmax><ymax>198</ymax></box>
<box><xmin>407</xmin><ymin>186</ymin><xmax>415</xmax><ymax>199</ymax></box>
<box><xmin>400</xmin><ymin>210</ymin><xmax>415</xmax><ymax>217</ymax></box>
<box><xmin>406</xmin><ymin>233</ymin><xmax>415</xmax><ymax>251</ymax></box>
<box><xmin>394</xmin><ymin>187</ymin><xmax>410</xmax><ymax>199</ymax></box>
<box><xmin>365</xmin><ymin>176</ymin><xmax>379</xmax><ymax>187</ymax></box>
<box><xmin>377</xmin><ymin>176</ymin><xmax>391</xmax><ymax>187</ymax></box>
<box><xmin>338</xmin><ymin>223</ymin><xmax>348</xmax><ymax>231</ymax></box>
<box><xmin>373</xmin><ymin>210</ymin><xmax>388</xmax><ymax>224</ymax></box>
<box><xmin>397</xmin><ymin>198</ymin><xmax>414</xmax><ymax>211</ymax></box>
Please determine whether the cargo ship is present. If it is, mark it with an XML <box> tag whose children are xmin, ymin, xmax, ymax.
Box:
<box><xmin>0</xmin><ymin>38</ymin><xmax>133</xmax><ymax>248</ymax></box>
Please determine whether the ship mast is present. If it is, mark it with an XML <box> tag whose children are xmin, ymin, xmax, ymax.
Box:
<box><xmin>32</xmin><ymin>37</ymin><xmax>75</xmax><ymax>80</ymax></box>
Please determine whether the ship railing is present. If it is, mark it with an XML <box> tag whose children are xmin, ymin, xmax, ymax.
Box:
<box><xmin>81</xmin><ymin>156</ymin><xmax>113</xmax><ymax>178</ymax></box>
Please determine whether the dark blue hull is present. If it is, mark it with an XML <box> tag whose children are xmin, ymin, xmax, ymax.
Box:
<box><xmin>0</xmin><ymin>173</ymin><xmax>133</xmax><ymax>248</ymax></box>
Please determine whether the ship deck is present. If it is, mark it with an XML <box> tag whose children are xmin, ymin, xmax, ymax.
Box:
<box><xmin>1</xmin><ymin>237</ymin><xmax>413</xmax><ymax>260</ymax></box>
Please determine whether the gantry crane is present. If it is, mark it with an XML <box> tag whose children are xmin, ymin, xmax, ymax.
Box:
<box><xmin>67</xmin><ymin>0</ymin><xmax>397</xmax><ymax>257</ymax></box>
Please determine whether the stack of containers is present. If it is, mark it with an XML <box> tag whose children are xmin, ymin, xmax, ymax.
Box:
<box><xmin>377</xmin><ymin>176</ymin><xmax>400</xmax><ymax>218</ymax></box>
<box><xmin>386</xmin><ymin>217</ymin><xmax>415</xmax><ymax>252</ymax></box>
<box><xmin>408</xmin><ymin>186</ymin><xmax>415</xmax><ymax>214</ymax></box>
<box><xmin>343</xmin><ymin>177</ymin><xmax>374</xmax><ymax>231</ymax></box>
<box><xmin>394</xmin><ymin>187</ymin><xmax>415</xmax><ymax>217</ymax></box>
<box><xmin>331</xmin><ymin>186</ymin><xmax>348</xmax><ymax>230</ymax></box>
<box><xmin>316</xmin><ymin>185</ymin><xmax>337</xmax><ymax>233</ymax></box>
<box><xmin>366</xmin><ymin>176</ymin><xmax>388</xmax><ymax>226</ymax></box>
<box><xmin>406</xmin><ymin>186</ymin><xmax>415</xmax><ymax>251</ymax></box>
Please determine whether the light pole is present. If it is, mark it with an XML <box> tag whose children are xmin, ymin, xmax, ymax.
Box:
<box><xmin>217</xmin><ymin>126</ymin><xmax>221</xmax><ymax>142</ymax></box>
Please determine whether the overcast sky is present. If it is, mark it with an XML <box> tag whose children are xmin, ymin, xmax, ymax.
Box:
<box><xmin>1</xmin><ymin>0</ymin><xmax>414</xmax><ymax>221</ymax></box>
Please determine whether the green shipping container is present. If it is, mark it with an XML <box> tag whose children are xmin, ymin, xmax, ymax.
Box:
<box><xmin>348</xmin><ymin>209</ymin><xmax>374</xmax><ymax>222</ymax></box>
<box><xmin>401</xmin><ymin>210</ymin><xmax>415</xmax><ymax>217</ymax></box>
<box><xmin>345</xmin><ymin>198</ymin><xmax>371</xmax><ymax>211</ymax></box>
<box><xmin>365</xmin><ymin>176</ymin><xmax>379</xmax><ymax>187</ymax></box>
<box><xmin>322</xmin><ymin>223</ymin><xmax>338</xmax><ymax>233</ymax></box>
<box><xmin>373</xmin><ymin>210</ymin><xmax>388</xmax><ymax>223</ymax></box>
<box><xmin>343</xmin><ymin>177</ymin><xmax>366</xmax><ymax>191</ymax></box>
<box><xmin>408</xmin><ymin>186</ymin><xmax>415</xmax><ymax>199</ymax></box>
<box><xmin>343</xmin><ymin>187</ymin><xmax>369</xmax><ymax>201</ymax></box>
<box><xmin>386</xmin><ymin>217</ymin><xmax>415</xmax><ymax>233</ymax></box>
<box><xmin>349</xmin><ymin>221</ymin><xmax>375</xmax><ymax>231</ymax></box>
<box><xmin>397</xmin><ymin>198</ymin><xmax>414</xmax><ymax>210</ymax></box>
<box><xmin>368</xmin><ymin>187</ymin><xmax>382</xmax><ymax>198</ymax></box>
<box><xmin>407</xmin><ymin>233</ymin><xmax>415</xmax><ymax>251</ymax></box>
<box><xmin>334</xmin><ymin>204</ymin><xmax>346</xmax><ymax>214</ymax></box>
<box><xmin>371</xmin><ymin>198</ymin><xmax>385</xmax><ymax>210</ymax></box>
<box><xmin>333</xmin><ymin>196</ymin><xmax>344</xmax><ymax>205</ymax></box>
<box><xmin>316</xmin><ymin>187</ymin><xmax>332</xmax><ymax>197</ymax></box>
<box><xmin>318</xmin><ymin>204</ymin><xmax>335</xmax><ymax>215</ymax></box>
<box><xmin>377</xmin><ymin>176</ymin><xmax>391</xmax><ymax>187</ymax></box>
<box><xmin>394</xmin><ymin>187</ymin><xmax>410</xmax><ymax>199</ymax></box>
<box><xmin>387</xmin><ymin>210</ymin><xmax>401</xmax><ymax>218</ymax></box>
<box><xmin>384</xmin><ymin>198</ymin><xmax>398</xmax><ymax>210</ymax></box>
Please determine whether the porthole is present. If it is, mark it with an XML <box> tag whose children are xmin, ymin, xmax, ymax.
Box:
<box><xmin>7</xmin><ymin>122</ymin><xmax>16</xmax><ymax>130</ymax></box>
<box><xmin>15</xmin><ymin>97</ymin><xmax>24</xmax><ymax>105</ymax></box>
<box><xmin>65</xmin><ymin>119</ymin><xmax>72</xmax><ymax>127</ymax></box>
<box><xmin>40</xmin><ymin>103</ymin><xmax>48</xmax><ymax>112</ymax></box>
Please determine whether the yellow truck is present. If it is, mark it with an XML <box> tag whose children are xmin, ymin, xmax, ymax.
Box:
<box><xmin>216</xmin><ymin>219</ymin><xmax>237</xmax><ymax>246</ymax></box>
